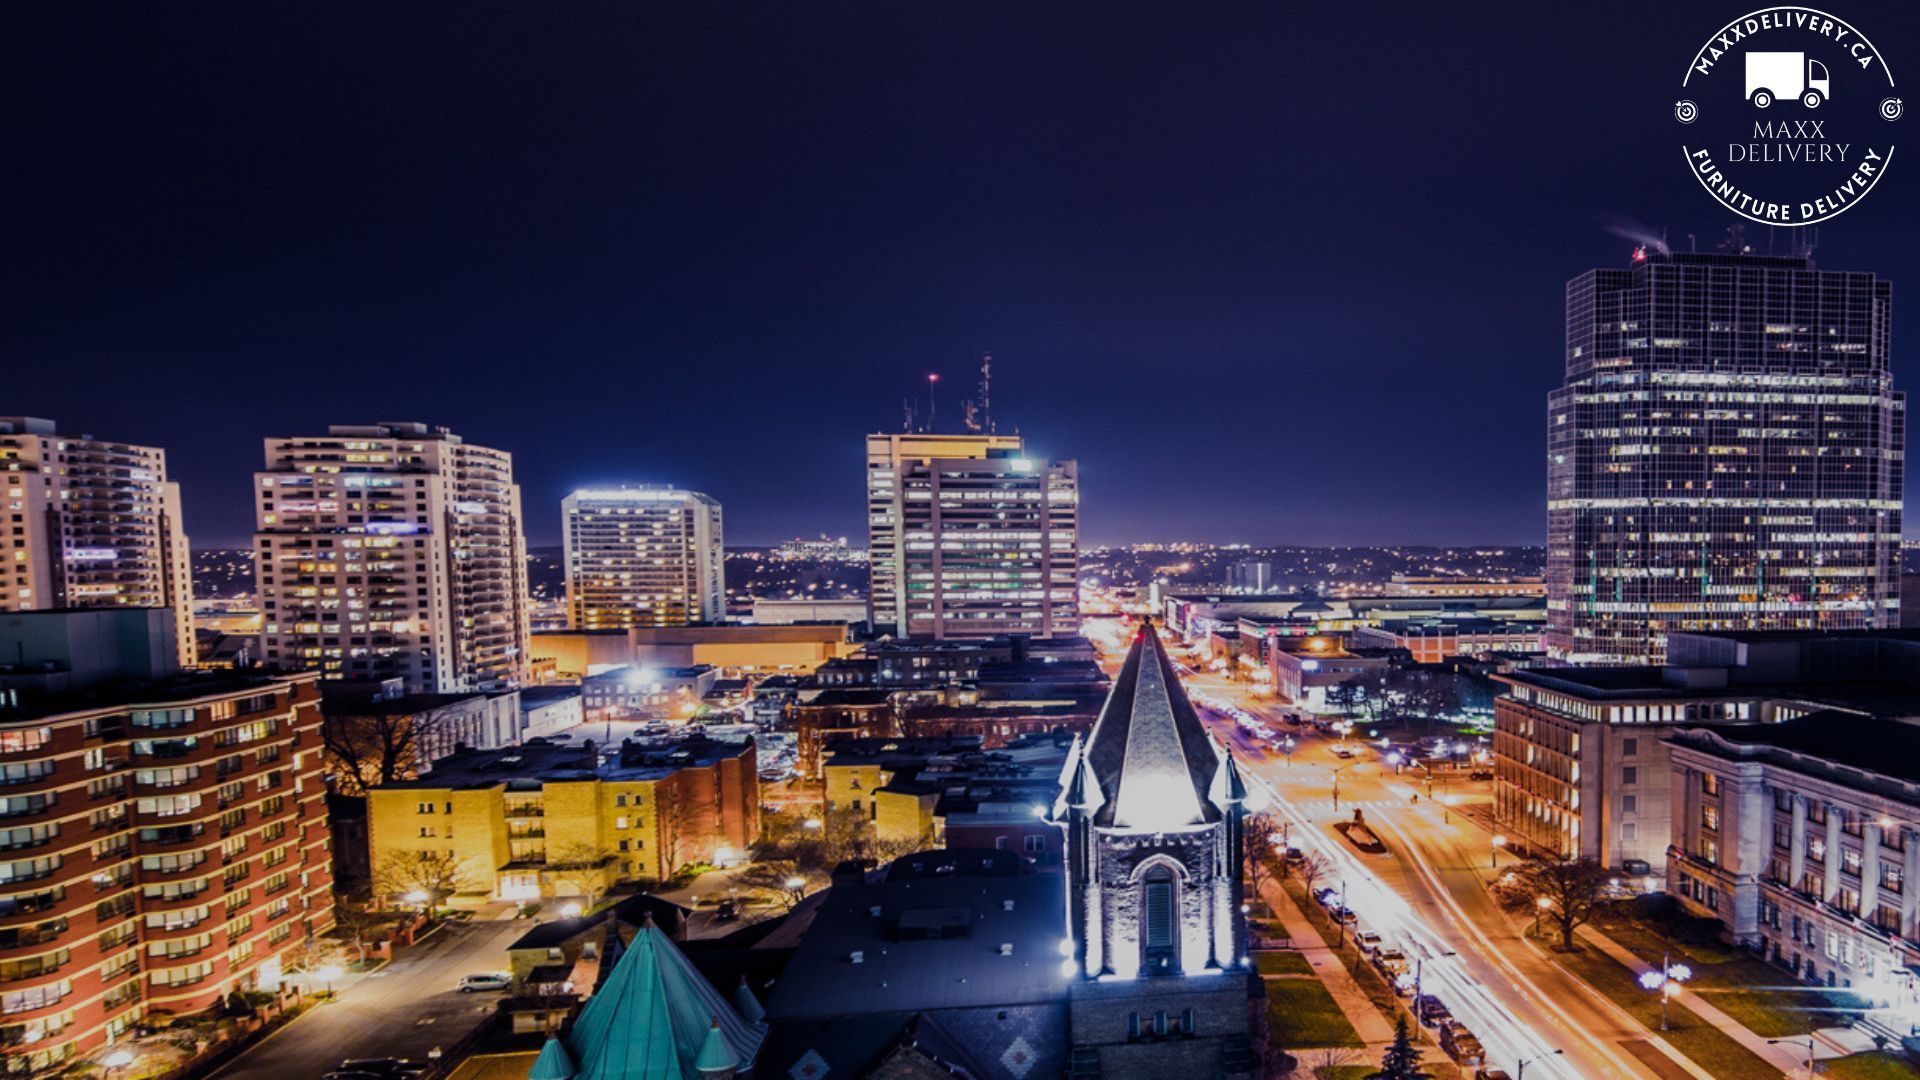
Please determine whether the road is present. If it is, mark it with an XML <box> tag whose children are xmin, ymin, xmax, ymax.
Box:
<box><xmin>214</xmin><ymin>917</ymin><xmax>527</xmax><ymax>1078</ymax></box>
<box><xmin>1083</xmin><ymin>619</ymin><xmax>1717</xmax><ymax>1080</ymax></box>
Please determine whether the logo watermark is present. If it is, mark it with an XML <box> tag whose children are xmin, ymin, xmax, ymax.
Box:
<box><xmin>1675</xmin><ymin>7</ymin><xmax>1899</xmax><ymax>225</ymax></box>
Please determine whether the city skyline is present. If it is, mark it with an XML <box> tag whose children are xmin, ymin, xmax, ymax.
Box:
<box><xmin>14</xmin><ymin>3</ymin><xmax>1920</xmax><ymax>551</ymax></box>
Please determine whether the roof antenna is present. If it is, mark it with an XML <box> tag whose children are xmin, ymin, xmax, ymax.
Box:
<box><xmin>926</xmin><ymin>373</ymin><xmax>939</xmax><ymax>433</ymax></box>
<box><xmin>979</xmin><ymin>352</ymin><xmax>993</xmax><ymax>435</ymax></box>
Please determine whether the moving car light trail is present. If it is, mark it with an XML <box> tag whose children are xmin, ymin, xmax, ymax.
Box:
<box><xmin>1246</xmin><ymin>769</ymin><xmax>1647</xmax><ymax>1080</ymax></box>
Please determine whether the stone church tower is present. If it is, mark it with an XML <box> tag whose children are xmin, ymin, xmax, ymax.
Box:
<box><xmin>1057</xmin><ymin>620</ymin><xmax>1257</xmax><ymax>1077</ymax></box>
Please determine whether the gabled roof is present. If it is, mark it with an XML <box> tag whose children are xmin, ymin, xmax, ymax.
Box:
<box><xmin>564</xmin><ymin>924</ymin><xmax>766</xmax><ymax>1079</ymax></box>
<box><xmin>1080</xmin><ymin>621</ymin><xmax>1222</xmax><ymax>829</ymax></box>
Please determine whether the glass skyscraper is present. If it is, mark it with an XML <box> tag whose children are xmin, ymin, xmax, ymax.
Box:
<box><xmin>1547</xmin><ymin>251</ymin><xmax>1904</xmax><ymax>664</ymax></box>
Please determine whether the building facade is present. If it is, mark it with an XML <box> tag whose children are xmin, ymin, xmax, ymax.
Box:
<box><xmin>253</xmin><ymin>423</ymin><xmax>531</xmax><ymax>694</ymax></box>
<box><xmin>865</xmin><ymin>433</ymin><xmax>1079</xmax><ymax>641</ymax></box>
<box><xmin>1494</xmin><ymin>628</ymin><xmax>1920</xmax><ymax>872</ymax></box>
<box><xmin>0</xmin><ymin>418</ymin><xmax>195</xmax><ymax>667</ymax></box>
<box><xmin>0</xmin><ymin>610</ymin><xmax>333</xmax><ymax>1069</ymax></box>
<box><xmin>366</xmin><ymin>733</ymin><xmax>757</xmax><ymax>898</ymax></box>
<box><xmin>1667</xmin><ymin>716</ymin><xmax>1920</xmax><ymax>1024</ymax></box>
<box><xmin>1547</xmin><ymin>251</ymin><xmax>1904</xmax><ymax>664</ymax></box>
<box><xmin>561</xmin><ymin>486</ymin><xmax>724</xmax><ymax>630</ymax></box>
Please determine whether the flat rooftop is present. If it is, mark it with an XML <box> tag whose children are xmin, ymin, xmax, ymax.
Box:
<box><xmin>1669</xmin><ymin>713</ymin><xmax>1920</xmax><ymax>792</ymax></box>
<box><xmin>0</xmin><ymin>671</ymin><xmax>298</xmax><ymax>723</ymax></box>
<box><xmin>379</xmin><ymin>732</ymin><xmax>751</xmax><ymax>789</ymax></box>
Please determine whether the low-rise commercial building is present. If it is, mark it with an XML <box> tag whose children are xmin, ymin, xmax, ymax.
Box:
<box><xmin>366</xmin><ymin>732</ymin><xmax>757</xmax><ymax>899</ymax></box>
<box><xmin>1267</xmin><ymin>638</ymin><xmax>1390</xmax><ymax>708</ymax></box>
<box><xmin>580</xmin><ymin>664</ymin><xmax>718</xmax><ymax>722</ymax></box>
<box><xmin>1495</xmin><ymin>629</ymin><xmax>1920</xmax><ymax>872</ymax></box>
<box><xmin>1352</xmin><ymin>618</ymin><xmax>1543</xmax><ymax>664</ymax></box>
<box><xmin>1667</xmin><ymin>716</ymin><xmax>1920</xmax><ymax>1022</ymax></box>
<box><xmin>0</xmin><ymin>609</ymin><xmax>333</xmax><ymax>1069</ymax></box>
<box><xmin>519</xmin><ymin>685</ymin><xmax>583</xmax><ymax>740</ymax></box>
<box><xmin>532</xmin><ymin>622</ymin><xmax>854</xmax><ymax>680</ymax></box>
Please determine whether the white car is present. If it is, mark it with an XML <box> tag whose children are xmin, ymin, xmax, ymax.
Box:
<box><xmin>458</xmin><ymin>972</ymin><xmax>511</xmax><ymax>992</ymax></box>
<box><xmin>1353</xmin><ymin>931</ymin><xmax>1383</xmax><ymax>954</ymax></box>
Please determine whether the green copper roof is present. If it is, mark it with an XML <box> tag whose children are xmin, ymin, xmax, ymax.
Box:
<box><xmin>563</xmin><ymin>925</ymin><xmax>765</xmax><ymax>1080</ymax></box>
<box><xmin>695</xmin><ymin>1020</ymin><xmax>739</xmax><ymax>1074</ymax></box>
<box><xmin>529</xmin><ymin>1037</ymin><xmax>576</xmax><ymax>1080</ymax></box>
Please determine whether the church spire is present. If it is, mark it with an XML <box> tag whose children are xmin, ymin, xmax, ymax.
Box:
<box><xmin>1082</xmin><ymin>619</ymin><xmax>1222</xmax><ymax>830</ymax></box>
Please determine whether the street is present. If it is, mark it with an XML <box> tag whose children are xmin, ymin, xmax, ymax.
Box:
<box><xmin>213</xmin><ymin>916</ymin><xmax>528</xmax><ymax>1079</ymax></box>
<box><xmin>1084</xmin><ymin>618</ymin><xmax>1763</xmax><ymax>1080</ymax></box>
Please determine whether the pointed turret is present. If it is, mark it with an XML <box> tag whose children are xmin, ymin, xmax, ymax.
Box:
<box><xmin>564</xmin><ymin>924</ymin><xmax>766</xmax><ymax>1079</ymax></box>
<box><xmin>530</xmin><ymin>1037</ymin><xmax>577</xmax><ymax>1080</ymax></box>
<box><xmin>733</xmin><ymin>976</ymin><xmax>765</xmax><ymax>1024</ymax></box>
<box><xmin>1082</xmin><ymin>620</ymin><xmax>1221</xmax><ymax>830</ymax></box>
<box><xmin>696</xmin><ymin>1017</ymin><xmax>740</xmax><ymax>1079</ymax></box>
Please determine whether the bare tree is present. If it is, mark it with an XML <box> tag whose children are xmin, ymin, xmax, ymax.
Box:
<box><xmin>1243</xmin><ymin>813</ymin><xmax>1284</xmax><ymax>902</ymax></box>
<box><xmin>1491</xmin><ymin>856</ymin><xmax>1610</xmax><ymax>950</ymax></box>
<box><xmin>323</xmin><ymin>702</ymin><xmax>472</xmax><ymax>795</ymax></box>
<box><xmin>546</xmin><ymin>842</ymin><xmax>619</xmax><ymax>911</ymax></box>
<box><xmin>733</xmin><ymin>859</ymin><xmax>816</xmax><ymax>910</ymax></box>
<box><xmin>329</xmin><ymin>901</ymin><xmax>386</xmax><ymax>963</ymax></box>
<box><xmin>654</xmin><ymin>783</ymin><xmax>689</xmax><ymax>880</ymax></box>
<box><xmin>373</xmin><ymin>849</ymin><xmax>470</xmax><ymax>907</ymax></box>
<box><xmin>1294</xmin><ymin>850</ymin><xmax>1331</xmax><ymax>900</ymax></box>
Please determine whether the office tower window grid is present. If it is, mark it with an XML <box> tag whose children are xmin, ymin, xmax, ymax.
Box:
<box><xmin>562</xmin><ymin>487</ymin><xmax>724</xmax><ymax>629</ymax></box>
<box><xmin>1547</xmin><ymin>253</ymin><xmax>1904</xmax><ymax>664</ymax></box>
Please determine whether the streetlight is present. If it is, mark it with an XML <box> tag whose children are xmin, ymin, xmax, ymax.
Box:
<box><xmin>1491</xmin><ymin>834</ymin><xmax>1507</xmax><ymax>870</ymax></box>
<box><xmin>1637</xmin><ymin>952</ymin><xmax>1692</xmax><ymax>1031</ymax></box>
<box><xmin>1516</xmin><ymin>1049</ymin><xmax>1563</xmax><ymax>1078</ymax></box>
<box><xmin>1533</xmin><ymin>895</ymin><xmax>1552</xmax><ymax>937</ymax></box>
<box><xmin>1335</xmin><ymin>880</ymin><xmax>1349</xmax><ymax>948</ymax></box>
<box><xmin>1768</xmin><ymin>1036</ymin><xmax>1816</xmax><ymax>1078</ymax></box>
<box><xmin>1331</xmin><ymin>762</ymin><xmax>1359</xmax><ymax>813</ymax></box>
<box><xmin>1281</xmin><ymin>736</ymin><xmax>1295</xmax><ymax>767</ymax></box>
<box><xmin>1386</xmin><ymin>751</ymin><xmax>1403</xmax><ymax>775</ymax></box>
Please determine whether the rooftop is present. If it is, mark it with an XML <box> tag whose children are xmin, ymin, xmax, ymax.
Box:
<box><xmin>378</xmin><ymin>732</ymin><xmax>752</xmax><ymax>790</ymax></box>
<box><xmin>1668</xmin><ymin>714</ymin><xmax>1920</xmax><ymax>800</ymax></box>
<box><xmin>0</xmin><ymin>671</ymin><xmax>299</xmax><ymax>724</ymax></box>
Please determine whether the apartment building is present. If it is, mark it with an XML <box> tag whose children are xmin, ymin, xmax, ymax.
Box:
<box><xmin>865</xmin><ymin>433</ymin><xmax>1079</xmax><ymax>640</ymax></box>
<box><xmin>0</xmin><ymin>609</ymin><xmax>333</xmax><ymax>1069</ymax></box>
<box><xmin>1667</xmin><ymin>716</ymin><xmax>1920</xmax><ymax>1022</ymax></box>
<box><xmin>0</xmin><ymin>418</ymin><xmax>195</xmax><ymax>667</ymax></box>
<box><xmin>365</xmin><ymin>732</ymin><xmax>757</xmax><ymax>899</ymax></box>
<box><xmin>561</xmin><ymin>486</ymin><xmax>724</xmax><ymax>629</ymax></box>
<box><xmin>1494</xmin><ymin>628</ymin><xmax>1920</xmax><ymax>872</ymax></box>
<box><xmin>253</xmin><ymin>423</ymin><xmax>531</xmax><ymax>693</ymax></box>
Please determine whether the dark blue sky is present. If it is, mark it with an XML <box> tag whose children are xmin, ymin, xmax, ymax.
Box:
<box><xmin>7</xmin><ymin>2</ymin><xmax>1920</xmax><ymax>548</ymax></box>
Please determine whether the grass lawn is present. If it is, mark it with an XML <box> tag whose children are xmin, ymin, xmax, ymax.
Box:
<box><xmin>1265</xmin><ymin>976</ymin><xmax>1364</xmax><ymax>1049</ymax></box>
<box><xmin>1823</xmin><ymin>1051</ymin><xmax>1920</xmax><ymax>1079</ymax></box>
<box><xmin>1603</xmin><ymin>920</ymin><xmax>1868</xmax><ymax>1037</ymax></box>
<box><xmin>1254</xmin><ymin>950</ymin><xmax>1316</xmax><ymax>976</ymax></box>
<box><xmin>1552</xmin><ymin>941</ymin><xmax>1782</xmax><ymax>1080</ymax></box>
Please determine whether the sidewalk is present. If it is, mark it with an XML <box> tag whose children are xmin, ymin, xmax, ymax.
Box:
<box><xmin>1576</xmin><ymin>922</ymin><xmax>1841</xmax><ymax>1075</ymax></box>
<box><xmin>1257</xmin><ymin>875</ymin><xmax>1396</xmax><ymax>1046</ymax></box>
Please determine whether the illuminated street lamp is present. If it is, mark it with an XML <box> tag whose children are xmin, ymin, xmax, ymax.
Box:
<box><xmin>1768</xmin><ymin>1035</ymin><xmax>1817</xmax><ymax>1078</ymax></box>
<box><xmin>1491</xmin><ymin>834</ymin><xmax>1507</xmax><ymax>870</ymax></box>
<box><xmin>1533</xmin><ymin>895</ymin><xmax>1552</xmax><ymax>937</ymax></box>
<box><xmin>1637</xmin><ymin>952</ymin><xmax>1692</xmax><ymax>1031</ymax></box>
<box><xmin>1281</xmin><ymin>736</ymin><xmax>1296</xmax><ymax>767</ymax></box>
<box><xmin>1386</xmin><ymin>751</ymin><xmax>1403</xmax><ymax>775</ymax></box>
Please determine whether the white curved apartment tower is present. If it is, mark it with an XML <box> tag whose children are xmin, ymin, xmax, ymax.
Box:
<box><xmin>253</xmin><ymin>423</ymin><xmax>530</xmax><ymax>692</ymax></box>
<box><xmin>562</xmin><ymin>486</ymin><xmax>724</xmax><ymax>629</ymax></box>
<box><xmin>0</xmin><ymin>417</ymin><xmax>195</xmax><ymax>666</ymax></box>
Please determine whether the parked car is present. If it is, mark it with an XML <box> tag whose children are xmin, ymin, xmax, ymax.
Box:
<box><xmin>1468</xmin><ymin>769</ymin><xmax>1494</xmax><ymax>781</ymax></box>
<box><xmin>1353</xmin><ymin>930</ymin><xmax>1382</xmax><ymax>953</ymax></box>
<box><xmin>1441</xmin><ymin>1023</ymin><xmax>1485</xmax><ymax>1066</ymax></box>
<box><xmin>715</xmin><ymin>898</ymin><xmax>742</xmax><ymax>922</ymax></box>
<box><xmin>1373</xmin><ymin>947</ymin><xmax>1409</xmax><ymax>975</ymax></box>
<box><xmin>1313</xmin><ymin>886</ymin><xmax>1340</xmax><ymax>907</ymax></box>
<box><xmin>1331</xmin><ymin>906</ymin><xmax>1358</xmax><ymax>925</ymax></box>
<box><xmin>1474</xmin><ymin>1071</ymin><xmax>1514</xmax><ymax>1080</ymax></box>
<box><xmin>458</xmin><ymin>972</ymin><xmax>512</xmax><ymax>992</ymax></box>
<box><xmin>1413</xmin><ymin>994</ymin><xmax>1451</xmax><ymax>1028</ymax></box>
<box><xmin>1283</xmin><ymin>847</ymin><xmax>1305</xmax><ymax>864</ymax></box>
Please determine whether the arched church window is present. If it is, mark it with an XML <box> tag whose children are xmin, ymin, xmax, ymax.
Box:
<box><xmin>1143</xmin><ymin>865</ymin><xmax>1176</xmax><ymax>972</ymax></box>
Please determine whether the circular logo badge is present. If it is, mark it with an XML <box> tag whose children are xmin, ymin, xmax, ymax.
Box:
<box><xmin>1677</xmin><ymin>7</ymin><xmax>1899</xmax><ymax>225</ymax></box>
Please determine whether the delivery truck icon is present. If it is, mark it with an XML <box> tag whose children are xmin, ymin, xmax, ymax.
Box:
<box><xmin>1746</xmin><ymin>51</ymin><xmax>1830</xmax><ymax>108</ymax></box>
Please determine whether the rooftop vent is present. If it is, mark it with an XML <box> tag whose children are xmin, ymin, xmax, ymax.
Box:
<box><xmin>998</xmin><ymin>943</ymin><xmax>1013</xmax><ymax>956</ymax></box>
<box><xmin>849</xmin><ymin>950</ymin><xmax>864</xmax><ymax>964</ymax></box>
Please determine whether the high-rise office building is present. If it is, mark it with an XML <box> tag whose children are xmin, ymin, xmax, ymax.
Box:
<box><xmin>1547</xmin><ymin>251</ymin><xmax>1905</xmax><ymax>664</ymax></box>
<box><xmin>253</xmin><ymin>423</ymin><xmax>530</xmax><ymax>693</ymax></box>
<box><xmin>562</xmin><ymin>486</ymin><xmax>724</xmax><ymax>629</ymax></box>
<box><xmin>0</xmin><ymin>417</ymin><xmax>195</xmax><ymax>666</ymax></box>
<box><xmin>865</xmin><ymin>432</ymin><xmax>1079</xmax><ymax>640</ymax></box>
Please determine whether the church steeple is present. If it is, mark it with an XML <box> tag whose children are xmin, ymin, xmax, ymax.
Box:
<box><xmin>1059</xmin><ymin>619</ymin><xmax>1249</xmax><ymax>982</ymax></box>
<box><xmin>1081</xmin><ymin>620</ymin><xmax>1222</xmax><ymax>830</ymax></box>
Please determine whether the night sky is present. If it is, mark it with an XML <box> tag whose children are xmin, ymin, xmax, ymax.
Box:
<box><xmin>8</xmin><ymin>2</ymin><xmax>1920</xmax><ymax>548</ymax></box>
